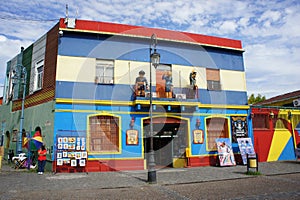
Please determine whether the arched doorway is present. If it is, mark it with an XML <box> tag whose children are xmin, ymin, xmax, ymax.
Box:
<box><xmin>143</xmin><ymin>117</ymin><xmax>188</xmax><ymax>168</ymax></box>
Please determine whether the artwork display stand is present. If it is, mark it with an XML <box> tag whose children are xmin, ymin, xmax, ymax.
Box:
<box><xmin>54</xmin><ymin>134</ymin><xmax>88</xmax><ymax>174</ymax></box>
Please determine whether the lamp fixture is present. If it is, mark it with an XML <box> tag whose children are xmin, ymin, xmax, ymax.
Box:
<box><xmin>150</xmin><ymin>50</ymin><xmax>160</xmax><ymax>69</ymax></box>
<box><xmin>269</xmin><ymin>111</ymin><xmax>274</xmax><ymax>119</ymax></box>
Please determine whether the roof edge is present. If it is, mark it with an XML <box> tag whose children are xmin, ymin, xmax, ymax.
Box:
<box><xmin>59</xmin><ymin>18</ymin><xmax>244</xmax><ymax>51</ymax></box>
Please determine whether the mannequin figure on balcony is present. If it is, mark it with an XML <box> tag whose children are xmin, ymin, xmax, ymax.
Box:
<box><xmin>189</xmin><ymin>69</ymin><xmax>198</xmax><ymax>98</ymax></box>
<box><xmin>162</xmin><ymin>70</ymin><xmax>173</xmax><ymax>98</ymax></box>
<box><xmin>135</xmin><ymin>70</ymin><xmax>148</xmax><ymax>97</ymax></box>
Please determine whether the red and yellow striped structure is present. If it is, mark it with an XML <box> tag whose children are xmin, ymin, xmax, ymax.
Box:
<box><xmin>252</xmin><ymin>108</ymin><xmax>300</xmax><ymax>162</ymax></box>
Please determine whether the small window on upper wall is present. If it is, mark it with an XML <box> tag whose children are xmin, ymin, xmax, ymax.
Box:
<box><xmin>95</xmin><ymin>59</ymin><xmax>114</xmax><ymax>84</ymax></box>
<box><xmin>253</xmin><ymin>114</ymin><xmax>270</xmax><ymax>129</ymax></box>
<box><xmin>34</xmin><ymin>60</ymin><xmax>44</xmax><ymax>91</ymax></box>
<box><xmin>206</xmin><ymin>68</ymin><xmax>221</xmax><ymax>91</ymax></box>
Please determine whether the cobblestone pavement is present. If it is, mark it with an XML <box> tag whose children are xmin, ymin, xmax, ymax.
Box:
<box><xmin>0</xmin><ymin>160</ymin><xmax>299</xmax><ymax>199</ymax></box>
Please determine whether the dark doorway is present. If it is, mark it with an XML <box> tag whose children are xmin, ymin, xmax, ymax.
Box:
<box><xmin>143</xmin><ymin>117</ymin><xmax>188</xmax><ymax>168</ymax></box>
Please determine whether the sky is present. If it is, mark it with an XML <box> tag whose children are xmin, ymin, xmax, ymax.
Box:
<box><xmin>0</xmin><ymin>0</ymin><xmax>299</xmax><ymax>99</ymax></box>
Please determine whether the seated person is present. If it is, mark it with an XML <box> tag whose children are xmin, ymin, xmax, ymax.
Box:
<box><xmin>135</xmin><ymin>70</ymin><xmax>148</xmax><ymax>97</ymax></box>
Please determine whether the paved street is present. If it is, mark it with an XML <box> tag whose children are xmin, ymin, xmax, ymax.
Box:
<box><xmin>0</xmin><ymin>161</ymin><xmax>299</xmax><ymax>199</ymax></box>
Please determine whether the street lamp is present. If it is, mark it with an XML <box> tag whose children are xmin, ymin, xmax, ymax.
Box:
<box><xmin>12</xmin><ymin>64</ymin><xmax>27</xmax><ymax>154</ymax></box>
<box><xmin>148</xmin><ymin>34</ymin><xmax>160</xmax><ymax>184</ymax></box>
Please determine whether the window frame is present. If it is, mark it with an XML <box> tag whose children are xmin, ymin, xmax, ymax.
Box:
<box><xmin>253</xmin><ymin>114</ymin><xmax>270</xmax><ymax>130</ymax></box>
<box><xmin>206</xmin><ymin>68</ymin><xmax>221</xmax><ymax>91</ymax></box>
<box><xmin>87</xmin><ymin>114</ymin><xmax>121</xmax><ymax>154</ymax></box>
<box><xmin>205</xmin><ymin>117</ymin><xmax>230</xmax><ymax>151</ymax></box>
<box><xmin>34</xmin><ymin>60</ymin><xmax>44</xmax><ymax>92</ymax></box>
<box><xmin>95</xmin><ymin>59</ymin><xmax>114</xmax><ymax>84</ymax></box>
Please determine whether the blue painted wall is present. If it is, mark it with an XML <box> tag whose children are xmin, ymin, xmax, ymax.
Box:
<box><xmin>58</xmin><ymin>32</ymin><xmax>245</xmax><ymax>71</ymax></box>
<box><xmin>54</xmin><ymin>102</ymin><xmax>251</xmax><ymax>160</ymax></box>
<box><xmin>56</xmin><ymin>81</ymin><xmax>248</xmax><ymax>105</ymax></box>
<box><xmin>53</xmin><ymin>110</ymin><xmax>145</xmax><ymax>160</ymax></box>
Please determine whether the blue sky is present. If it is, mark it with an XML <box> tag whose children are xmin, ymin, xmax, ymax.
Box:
<box><xmin>0</xmin><ymin>0</ymin><xmax>299</xmax><ymax>98</ymax></box>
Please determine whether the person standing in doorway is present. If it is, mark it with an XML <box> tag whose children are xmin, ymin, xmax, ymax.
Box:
<box><xmin>37</xmin><ymin>145</ymin><xmax>47</xmax><ymax>174</ymax></box>
<box><xmin>162</xmin><ymin>71</ymin><xmax>173</xmax><ymax>98</ymax></box>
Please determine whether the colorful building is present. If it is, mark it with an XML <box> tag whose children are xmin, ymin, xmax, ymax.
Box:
<box><xmin>0</xmin><ymin>18</ymin><xmax>250</xmax><ymax>172</ymax></box>
<box><xmin>251</xmin><ymin>90</ymin><xmax>300</xmax><ymax>162</ymax></box>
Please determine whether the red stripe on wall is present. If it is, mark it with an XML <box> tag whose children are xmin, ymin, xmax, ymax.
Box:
<box><xmin>59</xmin><ymin>19</ymin><xmax>242</xmax><ymax>50</ymax></box>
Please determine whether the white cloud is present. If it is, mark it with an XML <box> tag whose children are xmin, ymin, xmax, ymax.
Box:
<box><xmin>219</xmin><ymin>21</ymin><xmax>238</xmax><ymax>34</ymax></box>
<box><xmin>0</xmin><ymin>35</ymin><xmax>7</xmax><ymax>42</ymax></box>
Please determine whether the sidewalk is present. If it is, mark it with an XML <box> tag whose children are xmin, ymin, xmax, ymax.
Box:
<box><xmin>0</xmin><ymin>160</ymin><xmax>299</xmax><ymax>191</ymax></box>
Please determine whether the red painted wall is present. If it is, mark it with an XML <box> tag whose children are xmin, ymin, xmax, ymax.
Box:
<box><xmin>53</xmin><ymin>159</ymin><xmax>144</xmax><ymax>173</ymax></box>
<box><xmin>59</xmin><ymin>19</ymin><xmax>242</xmax><ymax>50</ymax></box>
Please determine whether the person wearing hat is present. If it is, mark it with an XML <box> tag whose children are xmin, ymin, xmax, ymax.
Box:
<box><xmin>135</xmin><ymin>70</ymin><xmax>148</xmax><ymax>97</ymax></box>
<box><xmin>189</xmin><ymin>69</ymin><xmax>197</xmax><ymax>87</ymax></box>
<box><xmin>189</xmin><ymin>69</ymin><xmax>198</xmax><ymax>98</ymax></box>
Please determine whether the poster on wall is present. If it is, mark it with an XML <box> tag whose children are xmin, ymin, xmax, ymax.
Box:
<box><xmin>231</xmin><ymin>116</ymin><xmax>248</xmax><ymax>143</ymax></box>
<box><xmin>215</xmin><ymin>138</ymin><xmax>236</xmax><ymax>167</ymax></box>
<box><xmin>12</xmin><ymin>130</ymin><xmax>17</xmax><ymax>142</ymax></box>
<box><xmin>57</xmin><ymin>159</ymin><xmax>63</xmax><ymax>166</ymax></box>
<box><xmin>79</xmin><ymin>159</ymin><xmax>86</xmax><ymax>167</ymax></box>
<box><xmin>193</xmin><ymin>130</ymin><xmax>204</xmax><ymax>144</ymax></box>
<box><xmin>237</xmin><ymin>138</ymin><xmax>255</xmax><ymax>165</ymax></box>
<box><xmin>126</xmin><ymin>130</ymin><xmax>138</xmax><ymax>145</ymax></box>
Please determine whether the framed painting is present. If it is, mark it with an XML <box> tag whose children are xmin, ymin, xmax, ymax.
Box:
<box><xmin>193</xmin><ymin>130</ymin><xmax>204</xmax><ymax>144</ymax></box>
<box><xmin>126</xmin><ymin>129</ymin><xmax>138</xmax><ymax>145</ymax></box>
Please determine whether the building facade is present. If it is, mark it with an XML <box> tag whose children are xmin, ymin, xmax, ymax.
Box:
<box><xmin>0</xmin><ymin>18</ymin><xmax>250</xmax><ymax>172</ymax></box>
<box><xmin>251</xmin><ymin>91</ymin><xmax>300</xmax><ymax>162</ymax></box>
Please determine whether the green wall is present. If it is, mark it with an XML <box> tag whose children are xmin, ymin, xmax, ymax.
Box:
<box><xmin>22</xmin><ymin>44</ymin><xmax>33</xmax><ymax>96</ymax></box>
<box><xmin>0</xmin><ymin>101</ymin><xmax>55</xmax><ymax>171</ymax></box>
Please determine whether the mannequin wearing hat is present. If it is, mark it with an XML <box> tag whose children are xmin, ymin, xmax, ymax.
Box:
<box><xmin>189</xmin><ymin>69</ymin><xmax>198</xmax><ymax>98</ymax></box>
<box><xmin>162</xmin><ymin>71</ymin><xmax>173</xmax><ymax>98</ymax></box>
<box><xmin>135</xmin><ymin>70</ymin><xmax>149</xmax><ymax>97</ymax></box>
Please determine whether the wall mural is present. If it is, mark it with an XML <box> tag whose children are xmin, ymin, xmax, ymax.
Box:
<box><xmin>231</xmin><ymin>116</ymin><xmax>248</xmax><ymax>143</ymax></box>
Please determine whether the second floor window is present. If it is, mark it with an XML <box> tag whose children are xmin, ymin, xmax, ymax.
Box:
<box><xmin>206</xmin><ymin>68</ymin><xmax>221</xmax><ymax>91</ymax></box>
<box><xmin>95</xmin><ymin>59</ymin><xmax>114</xmax><ymax>84</ymax></box>
<box><xmin>34</xmin><ymin>60</ymin><xmax>44</xmax><ymax>91</ymax></box>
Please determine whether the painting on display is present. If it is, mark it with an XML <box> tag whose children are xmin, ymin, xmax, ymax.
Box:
<box><xmin>126</xmin><ymin>129</ymin><xmax>138</xmax><ymax>145</ymax></box>
<box><xmin>231</xmin><ymin>116</ymin><xmax>248</xmax><ymax>143</ymax></box>
<box><xmin>12</xmin><ymin>130</ymin><xmax>17</xmax><ymax>142</ymax></box>
<box><xmin>193</xmin><ymin>130</ymin><xmax>204</xmax><ymax>144</ymax></box>
<box><xmin>215</xmin><ymin>138</ymin><xmax>236</xmax><ymax>166</ymax></box>
<box><xmin>56</xmin><ymin>136</ymin><xmax>87</xmax><ymax>168</ymax></box>
<box><xmin>237</xmin><ymin>138</ymin><xmax>255</xmax><ymax>165</ymax></box>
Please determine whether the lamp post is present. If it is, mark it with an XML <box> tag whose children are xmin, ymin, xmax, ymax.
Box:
<box><xmin>148</xmin><ymin>34</ymin><xmax>160</xmax><ymax>184</ymax></box>
<box><xmin>12</xmin><ymin>64</ymin><xmax>27</xmax><ymax>154</ymax></box>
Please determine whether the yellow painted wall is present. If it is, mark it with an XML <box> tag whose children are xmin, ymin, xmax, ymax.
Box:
<box><xmin>56</xmin><ymin>56</ymin><xmax>96</xmax><ymax>82</ymax></box>
<box><xmin>56</xmin><ymin>55</ymin><xmax>247</xmax><ymax>92</ymax></box>
<box><xmin>220</xmin><ymin>70</ymin><xmax>247</xmax><ymax>92</ymax></box>
<box><xmin>114</xmin><ymin>60</ymin><xmax>151</xmax><ymax>85</ymax></box>
<box><xmin>172</xmin><ymin>65</ymin><xmax>206</xmax><ymax>89</ymax></box>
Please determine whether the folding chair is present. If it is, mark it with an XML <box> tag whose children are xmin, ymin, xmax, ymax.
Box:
<box><xmin>14</xmin><ymin>158</ymin><xmax>27</xmax><ymax>169</ymax></box>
